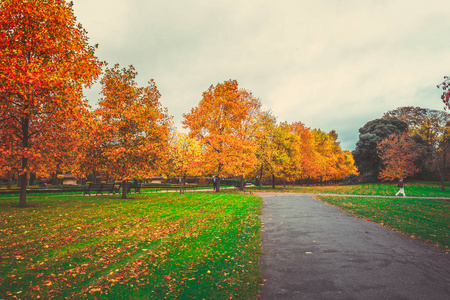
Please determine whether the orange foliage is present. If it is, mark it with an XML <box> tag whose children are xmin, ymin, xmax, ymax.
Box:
<box><xmin>183</xmin><ymin>80</ymin><xmax>261</xmax><ymax>189</ymax></box>
<box><xmin>0</xmin><ymin>0</ymin><xmax>102</xmax><ymax>206</ymax></box>
<box><xmin>377</xmin><ymin>132</ymin><xmax>421</xmax><ymax>181</ymax></box>
<box><xmin>311</xmin><ymin>129</ymin><xmax>359</xmax><ymax>181</ymax></box>
<box><xmin>268</xmin><ymin>123</ymin><xmax>358</xmax><ymax>183</ymax></box>
<box><xmin>95</xmin><ymin>64</ymin><xmax>171</xmax><ymax>191</ymax></box>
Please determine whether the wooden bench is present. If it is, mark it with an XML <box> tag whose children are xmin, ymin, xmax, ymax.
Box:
<box><xmin>84</xmin><ymin>183</ymin><xmax>119</xmax><ymax>195</ymax></box>
<box><xmin>234</xmin><ymin>182</ymin><xmax>246</xmax><ymax>191</ymax></box>
<box><xmin>123</xmin><ymin>182</ymin><xmax>142</xmax><ymax>194</ymax></box>
<box><xmin>102</xmin><ymin>183</ymin><xmax>120</xmax><ymax>194</ymax></box>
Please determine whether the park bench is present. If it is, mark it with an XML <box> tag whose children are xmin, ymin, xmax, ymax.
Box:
<box><xmin>84</xmin><ymin>183</ymin><xmax>119</xmax><ymax>195</ymax></box>
<box><xmin>233</xmin><ymin>182</ymin><xmax>247</xmax><ymax>192</ymax></box>
<box><xmin>122</xmin><ymin>182</ymin><xmax>142</xmax><ymax>194</ymax></box>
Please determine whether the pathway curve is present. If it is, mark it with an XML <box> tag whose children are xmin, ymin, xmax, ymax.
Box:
<box><xmin>257</xmin><ymin>193</ymin><xmax>450</xmax><ymax>300</ymax></box>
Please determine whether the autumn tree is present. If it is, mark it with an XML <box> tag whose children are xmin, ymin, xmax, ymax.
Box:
<box><xmin>71</xmin><ymin>110</ymin><xmax>110</xmax><ymax>184</ymax></box>
<box><xmin>0</xmin><ymin>125</ymin><xmax>18</xmax><ymax>189</ymax></box>
<box><xmin>0</xmin><ymin>0</ymin><xmax>102</xmax><ymax>206</ymax></box>
<box><xmin>97</xmin><ymin>64</ymin><xmax>171</xmax><ymax>199</ymax></box>
<box><xmin>167</xmin><ymin>132</ymin><xmax>203</xmax><ymax>194</ymax></box>
<box><xmin>311</xmin><ymin>129</ymin><xmax>334</xmax><ymax>181</ymax></box>
<box><xmin>267</xmin><ymin>122</ymin><xmax>309</xmax><ymax>186</ymax></box>
<box><xmin>266</xmin><ymin>123</ymin><xmax>292</xmax><ymax>186</ymax></box>
<box><xmin>252</xmin><ymin>110</ymin><xmax>278</xmax><ymax>189</ymax></box>
<box><xmin>288</xmin><ymin>122</ymin><xmax>316</xmax><ymax>182</ymax></box>
<box><xmin>377</xmin><ymin>132</ymin><xmax>422</xmax><ymax>181</ymax></box>
<box><xmin>437</xmin><ymin>76</ymin><xmax>450</xmax><ymax>110</ymax></box>
<box><xmin>183</xmin><ymin>80</ymin><xmax>261</xmax><ymax>192</ymax></box>
<box><xmin>384</xmin><ymin>106</ymin><xmax>450</xmax><ymax>190</ymax></box>
<box><xmin>311</xmin><ymin>130</ymin><xmax>358</xmax><ymax>182</ymax></box>
<box><xmin>352</xmin><ymin>118</ymin><xmax>408</xmax><ymax>181</ymax></box>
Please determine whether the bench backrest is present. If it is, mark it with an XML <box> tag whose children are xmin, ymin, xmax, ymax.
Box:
<box><xmin>89</xmin><ymin>183</ymin><xmax>103</xmax><ymax>189</ymax></box>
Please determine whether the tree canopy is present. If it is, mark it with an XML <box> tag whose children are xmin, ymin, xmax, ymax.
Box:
<box><xmin>182</xmin><ymin>80</ymin><xmax>262</xmax><ymax>191</ymax></box>
<box><xmin>96</xmin><ymin>64</ymin><xmax>172</xmax><ymax>198</ymax></box>
<box><xmin>352</xmin><ymin>117</ymin><xmax>408</xmax><ymax>180</ymax></box>
<box><xmin>0</xmin><ymin>0</ymin><xmax>102</xmax><ymax>206</ymax></box>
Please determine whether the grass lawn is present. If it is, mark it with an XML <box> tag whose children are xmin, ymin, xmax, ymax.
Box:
<box><xmin>249</xmin><ymin>181</ymin><xmax>450</xmax><ymax>198</ymax></box>
<box><xmin>0</xmin><ymin>193</ymin><xmax>262</xmax><ymax>299</ymax></box>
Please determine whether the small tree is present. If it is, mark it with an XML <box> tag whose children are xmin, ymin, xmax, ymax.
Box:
<box><xmin>168</xmin><ymin>133</ymin><xmax>203</xmax><ymax>194</ymax></box>
<box><xmin>377</xmin><ymin>133</ymin><xmax>422</xmax><ymax>181</ymax></box>
<box><xmin>97</xmin><ymin>64</ymin><xmax>171</xmax><ymax>199</ymax></box>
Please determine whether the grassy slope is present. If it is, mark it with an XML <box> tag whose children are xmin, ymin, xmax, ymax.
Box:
<box><xmin>0</xmin><ymin>193</ymin><xmax>262</xmax><ymax>299</ymax></box>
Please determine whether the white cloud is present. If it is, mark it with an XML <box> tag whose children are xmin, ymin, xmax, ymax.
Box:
<box><xmin>73</xmin><ymin>0</ymin><xmax>450</xmax><ymax>150</ymax></box>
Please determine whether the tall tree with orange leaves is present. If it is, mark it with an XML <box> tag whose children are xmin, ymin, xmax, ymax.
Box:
<box><xmin>97</xmin><ymin>64</ymin><xmax>171</xmax><ymax>199</ymax></box>
<box><xmin>311</xmin><ymin>130</ymin><xmax>358</xmax><ymax>182</ymax></box>
<box><xmin>71</xmin><ymin>110</ymin><xmax>110</xmax><ymax>184</ymax></box>
<box><xmin>253</xmin><ymin>110</ymin><xmax>278</xmax><ymax>189</ymax></box>
<box><xmin>183</xmin><ymin>80</ymin><xmax>261</xmax><ymax>192</ymax></box>
<box><xmin>167</xmin><ymin>132</ymin><xmax>203</xmax><ymax>194</ymax></box>
<box><xmin>377</xmin><ymin>132</ymin><xmax>422</xmax><ymax>181</ymax></box>
<box><xmin>0</xmin><ymin>0</ymin><xmax>102</xmax><ymax>207</ymax></box>
<box><xmin>273</xmin><ymin>122</ymin><xmax>318</xmax><ymax>185</ymax></box>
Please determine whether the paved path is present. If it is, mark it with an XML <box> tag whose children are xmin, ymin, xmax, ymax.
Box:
<box><xmin>258</xmin><ymin>193</ymin><xmax>450</xmax><ymax>300</ymax></box>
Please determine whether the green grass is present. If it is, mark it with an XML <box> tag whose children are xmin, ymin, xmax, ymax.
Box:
<box><xmin>316</xmin><ymin>196</ymin><xmax>450</xmax><ymax>250</ymax></box>
<box><xmin>248</xmin><ymin>181</ymin><xmax>450</xmax><ymax>198</ymax></box>
<box><xmin>0</xmin><ymin>193</ymin><xmax>262</xmax><ymax>299</ymax></box>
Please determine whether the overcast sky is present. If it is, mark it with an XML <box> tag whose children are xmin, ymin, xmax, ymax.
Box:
<box><xmin>73</xmin><ymin>0</ymin><xmax>450</xmax><ymax>150</ymax></box>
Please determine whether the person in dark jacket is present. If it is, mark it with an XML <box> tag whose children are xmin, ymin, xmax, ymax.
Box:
<box><xmin>395</xmin><ymin>178</ymin><xmax>405</xmax><ymax>196</ymax></box>
<box><xmin>212</xmin><ymin>175</ymin><xmax>217</xmax><ymax>190</ymax></box>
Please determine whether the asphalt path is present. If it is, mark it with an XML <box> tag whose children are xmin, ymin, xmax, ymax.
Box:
<box><xmin>258</xmin><ymin>193</ymin><xmax>450</xmax><ymax>300</ymax></box>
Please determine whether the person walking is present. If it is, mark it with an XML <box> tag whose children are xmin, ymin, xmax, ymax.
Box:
<box><xmin>212</xmin><ymin>175</ymin><xmax>217</xmax><ymax>191</ymax></box>
<box><xmin>395</xmin><ymin>178</ymin><xmax>405</xmax><ymax>196</ymax></box>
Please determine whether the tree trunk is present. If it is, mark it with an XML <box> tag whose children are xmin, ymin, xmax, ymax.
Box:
<box><xmin>272</xmin><ymin>174</ymin><xmax>275</xmax><ymax>189</ymax></box>
<box><xmin>122</xmin><ymin>180</ymin><xmax>127</xmax><ymax>199</ymax></box>
<box><xmin>216</xmin><ymin>177</ymin><xmax>221</xmax><ymax>192</ymax></box>
<box><xmin>19</xmin><ymin>116</ymin><xmax>30</xmax><ymax>207</ymax></box>
<box><xmin>19</xmin><ymin>172</ymin><xmax>28</xmax><ymax>207</ymax></box>
<box><xmin>240</xmin><ymin>176</ymin><xmax>244</xmax><ymax>191</ymax></box>
<box><xmin>216</xmin><ymin>164</ymin><xmax>222</xmax><ymax>192</ymax></box>
<box><xmin>441</xmin><ymin>141</ymin><xmax>446</xmax><ymax>191</ymax></box>
<box><xmin>179</xmin><ymin>171</ymin><xmax>184</xmax><ymax>195</ymax></box>
<box><xmin>93</xmin><ymin>169</ymin><xmax>98</xmax><ymax>184</ymax></box>
<box><xmin>259</xmin><ymin>164</ymin><xmax>263</xmax><ymax>190</ymax></box>
<box><xmin>438</xmin><ymin>166</ymin><xmax>445</xmax><ymax>191</ymax></box>
<box><xmin>7</xmin><ymin>171</ymin><xmax>12</xmax><ymax>189</ymax></box>
<box><xmin>434</xmin><ymin>151</ymin><xmax>446</xmax><ymax>192</ymax></box>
